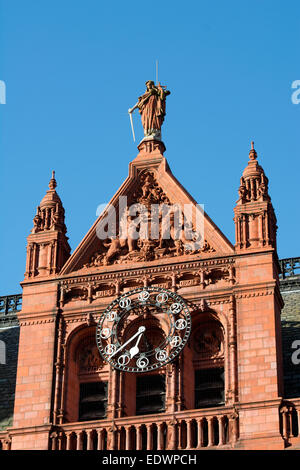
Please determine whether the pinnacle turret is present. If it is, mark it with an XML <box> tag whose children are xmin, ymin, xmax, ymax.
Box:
<box><xmin>24</xmin><ymin>171</ymin><xmax>70</xmax><ymax>278</ymax></box>
<box><xmin>32</xmin><ymin>171</ymin><xmax>66</xmax><ymax>234</ymax></box>
<box><xmin>237</xmin><ymin>142</ymin><xmax>270</xmax><ymax>205</ymax></box>
<box><xmin>234</xmin><ymin>142</ymin><xmax>277</xmax><ymax>251</ymax></box>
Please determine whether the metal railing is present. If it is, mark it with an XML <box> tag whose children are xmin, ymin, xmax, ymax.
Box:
<box><xmin>279</xmin><ymin>257</ymin><xmax>300</xmax><ymax>279</ymax></box>
<box><xmin>0</xmin><ymin>294</ymin><xmax>22</xmax><ymax>317</ymax></box>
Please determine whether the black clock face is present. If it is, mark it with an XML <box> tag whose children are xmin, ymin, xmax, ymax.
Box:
<box><xmin>96</xmin><ymin>287</ymin><xmax>192</xmax><ymax>373</ymax></box>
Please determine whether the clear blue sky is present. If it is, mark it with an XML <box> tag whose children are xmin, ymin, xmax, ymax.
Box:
<box><xmin>0</xmin><ymin>0</ymin><xmax>299</xmax><ymax>295</ymax></box>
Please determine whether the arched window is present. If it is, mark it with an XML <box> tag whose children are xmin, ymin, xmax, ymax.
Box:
<box><xmin>77</xmin><ymin>337</ymin><xmax>109</xmax><ymax>421</ymax></box>
<box><xmin>191</xmin><ymin>317</ymin><xmax>225</xmax><ymax>409</ymax></box>
<box><xmin>64</xmin><ymin>326</ymin><xmax>110</xmax><ymax>422</ymax></box>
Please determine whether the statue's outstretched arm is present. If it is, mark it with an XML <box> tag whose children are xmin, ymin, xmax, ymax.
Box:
<box><xmin>128</xmin><ymin>102</ymin><xmax>139</xmax><ymax>114</ymax></box>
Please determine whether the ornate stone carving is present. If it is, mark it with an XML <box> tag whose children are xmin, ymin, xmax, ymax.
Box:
<box><xmin>31</xmin><ymin>173</ymin><xmax>67</xmax><ymax>235</ymax></box>
<box><xmin>193</xmin><ymin>324</ymin><xmax>224</xmax><ymax>359</ymax></box>
<box><xmin>78</xmin><ymin>344</ymin><xmax>103</xmax><ymax>373</ymax></box>
<box><xmin>26</xmin><ymin>172</ymin><xmax>70</xmax><ymax>279</ymax></box>
<box><xmin>64</xmin><ymin>286</ymin><xmax>88</xmax><ymax>304</ymax></box>
<box><xmin>83</xmin><ymin>170</ymin><xmax>215</xmax><ymax>268</ymax></box>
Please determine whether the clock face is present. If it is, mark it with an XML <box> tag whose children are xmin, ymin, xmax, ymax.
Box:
<box><xmin>96</xmin><ymin>287</ymin><xmax>192</xmax><ymax>373</ymax></box>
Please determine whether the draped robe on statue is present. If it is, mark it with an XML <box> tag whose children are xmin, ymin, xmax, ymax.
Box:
<box><xmin>137</xmin><ymin>83</ymin><xmax>170</xmax><ymax>136</ymax></box>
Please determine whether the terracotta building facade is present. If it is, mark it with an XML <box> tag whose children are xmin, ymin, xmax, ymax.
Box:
<box><xmin>0</xmin><ymin>138</ymin><xmax>300</xmax><ymax>451</ymax></box>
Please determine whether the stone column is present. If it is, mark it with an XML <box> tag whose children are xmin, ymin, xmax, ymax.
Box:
<box><xmin>157</xmin><ymin>424</ymin><xmax>162</xmax><ymax>450</ymax></box>
<box><xmin>97</xmin><ymin>429</ymin><xmax>103</xmax><ymax>450</ymax></box>
<box><xmin>208</xmin><ymin>418</ymin><xmax>214</xmax><ymax>447</ymax></box>
<box><xmin>146</xmin><ymin>424</ymin><xmax>152</xmax><ymax>450</ymax></box>
<box><xmin>186</xmin><ymin>420</ymin><xmax>192</xmax><ymax>449</ymax></box>
<box><xmin>125</xmin><ymin>427</ymin><xmax>131</xmax><ymax>450</ymax></box>
<box><xmin>197</xmin><ymin>419</ymin><xmax>203</xmax><ymax>448</ymax></box>
<box><xmin>76</xmin><ymin>431</ymin><xmax>83</xmax><ymax>450</ymax></box>
<box><xmin>87</xmin><ymin>430</ymin><xmax>93</xmax><ymax>450</ymax></box>
<box><xmin>218</xmin><ymin>416</ymin><xmax>225</xmax><ymax>446</ymax></box>
<box><xmin>66</xmin><ymin>432</ymin><xmax>72</xmax><ymax>451</ymax></box>
<box><xmin>136</xmin><ymin>426</ymin><xmax>143</xmax><ymax>451</ymax></box>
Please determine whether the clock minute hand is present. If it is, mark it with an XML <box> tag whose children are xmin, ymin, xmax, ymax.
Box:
<box><xmin>109</xmin><ymin>326</ymin><xmax>145</xmax><ymax>358</ymax></box>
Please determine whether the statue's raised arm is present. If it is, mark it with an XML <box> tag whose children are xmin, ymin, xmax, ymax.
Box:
<box><xmin>129</xmin><ymin>80</ymin><xmax>170</xmax><ymax>141</ymax></box>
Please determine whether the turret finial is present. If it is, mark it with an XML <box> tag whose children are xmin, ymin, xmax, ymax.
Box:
<box><xmin>49</xmin><ymin>170</ymin><xmax>57</xmax><ymax>190</ymax></box>
<box><xmin>249</xmin><ymin>141</ymin><xmax>257</xmax><ymax>160</ymax></box>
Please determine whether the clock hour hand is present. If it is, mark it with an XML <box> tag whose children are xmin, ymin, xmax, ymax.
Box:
<box><xmin>109</xmin><ymin>326</ymin><xmax>145</xmax><ymax>358</ymax></box>
<box><xmin>129</xmin><ymin>331</ymin><xmax>144</xmax><ymax>359</ymax></box>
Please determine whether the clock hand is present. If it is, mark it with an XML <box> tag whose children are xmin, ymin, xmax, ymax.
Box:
<box><xmin>109</xmin><ymin>326</ymin><xmax>145</xmax><ymax>358</ymax></box>
<box><xmin>129</xmin><ymin>332</ymin><xmax>144</xmax><ymax>359</ymax></box>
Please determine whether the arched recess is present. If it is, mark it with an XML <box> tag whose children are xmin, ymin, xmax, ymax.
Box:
<box><xmin>63</xmin><ymin>324</ymin><xmax>110</xmax><ymax>423</ymax></box>
<box><xmin>186</xmin><ymin>311</ymin><xmax>226</xmax><ymax>409</ymax></box>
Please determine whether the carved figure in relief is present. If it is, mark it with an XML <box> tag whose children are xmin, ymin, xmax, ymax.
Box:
<box><xmin>238</xmin><ymin>183</ymin><xmax>247</xmax><ymax>202</ymax></box>
<box><xmin>194</xmin><ymin>327</ymin><xmax>223</xmax><ymax>357</ymax></box>
<box><xmin>127</xmin><ymin>213</ymin><xmax>139</xmax><ymax>252</ymax></box>
<box><xmin>82</xmin><ymin>170</ymin><xmax>216</xmax><ymax>267</ymax></box>
<box><xmin>102</xmin><ymin>237</ymin><xmax>127</xmax><ymax>265</ymax></box>
<box><xmin>79</xmin><ymin>346</ymin><xmax>101</xmax><ymax>371</ymax></box>
<box><xmin>32</xmin><ymin>213</ymin><xmax>42</xmax><ymax>233</ymax></box>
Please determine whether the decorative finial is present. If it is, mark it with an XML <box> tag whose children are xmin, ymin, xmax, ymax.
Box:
<box><xmin>49</xmin><ymin>170</ymin><xmax>57</xmax><ymax>190</ymax></box>
<box><xmin>249</xmin><ymin>141</ymin><xmax>257</xmax><ymax>160</ymax></box>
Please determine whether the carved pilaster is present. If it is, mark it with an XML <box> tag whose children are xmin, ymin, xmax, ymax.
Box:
<box><xmin>227</xmin><ymin>295</ymin><xmax>238</xmax><ymax>404</ymax></box>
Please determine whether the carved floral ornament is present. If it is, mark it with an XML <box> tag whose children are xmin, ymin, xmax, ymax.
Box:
<box><xmin>80</xmin><ymin>170</ymin><xmax>215</xmax><ymax>268</ymax></box>
<box><xmin>59</xmin><ymin>266</ymin><xmax>235</xmax><ymax>306</ymax></box>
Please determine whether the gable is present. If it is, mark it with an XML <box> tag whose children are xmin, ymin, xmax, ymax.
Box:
<box><xmin>61</xmin><ymin>143</ymin><xmax>234</xmax><ymax>275</ymax></box>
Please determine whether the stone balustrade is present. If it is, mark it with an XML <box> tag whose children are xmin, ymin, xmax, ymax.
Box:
<box><xmin>50</xmin><ymin>406</ymin><xmax>238</xmax><ymax>450</ymax></box>
<box><xmin>2</xmin><ymin>402</ymin><xmax>300</xmax><ymax>449</ymax></box>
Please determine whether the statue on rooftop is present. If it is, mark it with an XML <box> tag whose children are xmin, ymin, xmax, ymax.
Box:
<box><xmin>128</xmin><ymin>80</ymin><xmax>170</xmax><ymax>141</ymax></box>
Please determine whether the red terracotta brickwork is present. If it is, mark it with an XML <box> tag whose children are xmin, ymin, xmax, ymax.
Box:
<box><xmin>4</xmin><ymin>140</ymin><xmax>298</xmax><ymax>451</ymax></box>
